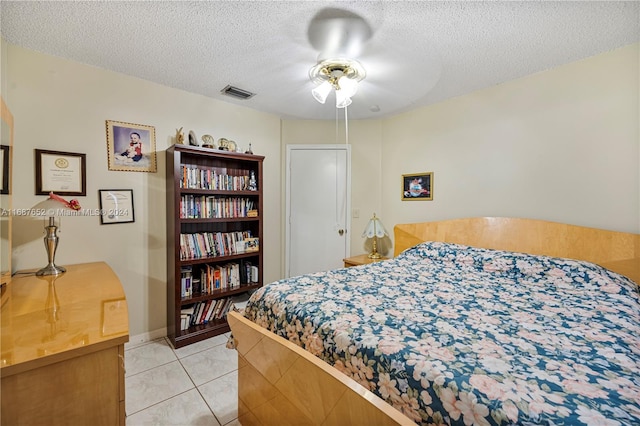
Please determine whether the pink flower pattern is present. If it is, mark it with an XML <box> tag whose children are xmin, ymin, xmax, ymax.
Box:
<box><xmin>244</xmin><ymin>242</ymin><xmax>640</xmax><ymax>425</ymax></box>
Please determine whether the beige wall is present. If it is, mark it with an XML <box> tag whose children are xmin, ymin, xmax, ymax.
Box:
<box><xmin>3</xmin><ymin>40</ymin><xmax>638</xmax><ymax>338</ymax></box>
<box><xmin>381</xmin><ymin>43</ymin><xmax>639</xmax><ymax>235</ymax></box>
<box><xmin>284</xmin><ymin>42</ymin><xmax>639</xmax><ymax>256</ymax></box>
<box><xmin>3</xmin><ymin>43</ymin><xmax>282</xmax><ymax>338</ymax></box>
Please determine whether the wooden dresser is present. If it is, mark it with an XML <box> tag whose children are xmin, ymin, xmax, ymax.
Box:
<box><xmin>1</xmin><ymin>262</ymin><xmax>129</xmax><ymax>426</ymax></box>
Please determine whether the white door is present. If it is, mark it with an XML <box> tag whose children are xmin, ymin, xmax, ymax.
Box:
<box><xmin>286</xmin><ymin>145</ymin><xmax>350</xmax><ymax>278</ymax></box>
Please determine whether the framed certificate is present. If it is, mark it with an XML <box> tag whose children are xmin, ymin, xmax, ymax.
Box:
<box><xmin>98</xmin><ymin>189</ymin><xmax>135</xmax><ymax>224</ymax></box>
<box><xmin>35</xmin><ymin>149</ymin><xmax>86</xmax><ymax>196</ymax></box>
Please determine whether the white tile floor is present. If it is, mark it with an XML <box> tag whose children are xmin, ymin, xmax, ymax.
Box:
<box><xmin>124</xmin><ymin>333</ymin><xmax>240</xmax><ymax>426</ymax></box>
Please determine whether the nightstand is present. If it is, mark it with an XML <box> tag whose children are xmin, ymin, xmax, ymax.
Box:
<box><xmin>343</xmin><ymin>254</ymin><xmax>389</xmax><ymax>267</ymax></box>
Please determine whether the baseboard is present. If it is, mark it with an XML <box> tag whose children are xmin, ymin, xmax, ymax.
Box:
<box><xmin>125</xmin><ymin>327</ymin><xmax>168</xmax><ymax>350</ymax></box>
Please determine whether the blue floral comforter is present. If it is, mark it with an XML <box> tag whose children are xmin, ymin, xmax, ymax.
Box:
<box><xmin>244</xmin><ymin>242</ymin><xmax>640</xmax><ymax>425</ymax></box>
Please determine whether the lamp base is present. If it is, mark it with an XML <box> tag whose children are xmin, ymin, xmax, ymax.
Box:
<box><xmin>38</xmin><ymin>219</ymin><xmax>66</xmax><ymax>277</ymax></box>
<box><xmin>367</xmin><ymin>252</ymin><xmax>382</xmax><ymax>260</ymax></box>
<box><xmin>36</xmin><ymin>264</ymin><xmax>66</xmax><ymax>277</ymax></box>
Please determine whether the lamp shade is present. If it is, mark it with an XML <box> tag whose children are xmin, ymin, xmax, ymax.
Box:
<box><xmin>335</xmin><ymin>89</ymin><xmax>352</xmax><ymax>109</ymax></box>
<box><xmin>31</xmin><ymin>199</ymin><xmax>74</xmax><ymax>217</ymax></box>
<box><xmin>338</xmin><ymin>76</ymin><xmax>358</xmax><ymax>97</ymax></box>
<box><xmin>31</xmin><ymin>192</ymin><xmax>81</xmax><ymax>217</ymax></box>
<box><xmin>362</xmin><ymin>213</ymin><xmax>388</xmax><ymax>239</ymax></box>
<box><xmin>311</xmin><ymin>80</ymin><xmax>332</xmax><ymax>104</ymax></box>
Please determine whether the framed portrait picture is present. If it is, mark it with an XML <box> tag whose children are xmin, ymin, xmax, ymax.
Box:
<box><xmin>106</xmin><ymin>120</ymin><xmax>157</xmax><ymax>172</ymax></box>
<box><xmin>0</xmin><ymin>145</ymin><xmax>9</xmax><ymax>195</ymax></box>
<box><xmin>35</xmin><ymin>149</ymin><xmax>86</xmax><ymax>196</ymax></box>
<box><xmin>402</xmin><ymin>172</ymin><xmax>433</xmax><ymax>201</ymax></box>
<box><xmin>98</xmin><ymin>189</ymin><xmax>135</xmax><ymax>224</ymax></box>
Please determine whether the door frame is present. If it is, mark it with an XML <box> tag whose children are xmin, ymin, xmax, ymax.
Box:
<box><xmin>285</xmin><ymin>144</ymin><xmax>351</xmax><ymax>278</ymax></box>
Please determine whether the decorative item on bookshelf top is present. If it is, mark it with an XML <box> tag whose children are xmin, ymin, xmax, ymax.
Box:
<box><xmin>201</xmin><ymin>134</ymin><xmax>215</xmax><ymax>148</ymax></box>
<box><xmin>188</xmin><ymin>130</ymin><xmax>198</xmax><ymax>146</ymax></box>
<box><xmin>176</xmin><ymin>128</ymin><xmax>185</xmax><ymax>144</ymax></box>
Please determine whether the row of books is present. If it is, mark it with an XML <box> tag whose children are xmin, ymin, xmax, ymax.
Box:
<box><xmin>180</xmin><ymin>298</ymin><xmax>236</xmax><ymax>330</ymax></box>
<box><xmin>180</xmin><ymin>261</ymin><xmax>258</xmax><ymax>298</ymax></box>
<box><xmin>180</xmin><ymin>165</ymin><xmax>255</xmax><ymax>191</ymax></box>
<box><xmin>180</xmin><ymin>195</ymin><xmax>257</xmax><ymax>219</ymax></box>
<box><xmin>179</xmin><ymin>231</ymin><xmax>257</xmax><ymax>260</ymax></box>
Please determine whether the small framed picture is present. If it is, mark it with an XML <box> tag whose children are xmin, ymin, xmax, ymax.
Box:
<box><xmin>0</xmin><ymin>145</ymin><xmax>9</xmax><ymax>195</ymax></box>
<box><xmin>106</xmin><ymin>120</ymin><xmax>157</xmax><ymax>172</ymax></box>
<box><xmin>402</xmin><ymin>172</ymin><xmax>433</xmax><ymax>201</ymax></box>
<box><xmin>99</xmin><ymin>189</ymin><xmax>135</xmax><ymax>224</ymax></box>
<box><xmin>35</xmin><ymin>149</ymin><xmax>86</xmax><ymax>196</ymax></box>
<box><xmin>245</xmin><ymin>237</ymin><xmax>259</xmax><ymax>252</ymax></box>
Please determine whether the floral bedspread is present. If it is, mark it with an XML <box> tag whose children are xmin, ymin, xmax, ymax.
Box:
<box><xmin>244</xmin><ymin>242</ymin><xmax>640</xmax><ymax>425</ymax></box>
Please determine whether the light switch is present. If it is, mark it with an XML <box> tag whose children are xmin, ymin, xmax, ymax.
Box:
<box><xmin>352</xmin><ymin>208</ymin><xmax>360</xmax><ymax>218</ymax></box>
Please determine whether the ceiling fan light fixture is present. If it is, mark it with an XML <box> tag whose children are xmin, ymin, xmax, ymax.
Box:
<box><xmin>309</xmin><ymin>58</ymin><xmax>365</xmax><ymax>106</ymax></box>
<box><xmin>338</xmin><ymin>76</ymin><xmax>358</xmax><ymax>97</ymax></box>
<box><xmin>335</xmin><ymin>90</ymin><xmax>352</xmax><ymax>109</ymax></box>
<box><xmin>312</xmin><ymin>80</ymin><xmax>332</xmax><ymax>104</ymax></box>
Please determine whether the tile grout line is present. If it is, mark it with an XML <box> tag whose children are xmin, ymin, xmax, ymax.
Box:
<box><xmin>125</xmin><ymin>388</ymin><xmax>197</xmax><ymax>418</ymax></box>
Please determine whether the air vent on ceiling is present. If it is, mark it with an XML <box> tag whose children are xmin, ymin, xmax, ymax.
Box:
<box><xmin>221</xmin><ymin>85</ymin><xmax>255</xmax><ymax>100</ymax></box>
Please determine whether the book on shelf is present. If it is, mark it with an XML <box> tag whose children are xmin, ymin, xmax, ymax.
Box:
<box><xmin>183</xmin><ymin>297</ymin><xmax>238</xmax><ymax>327</ymax></box>
<box><xmin>179</xmin><ymin>164</ymin><xmax>251</xmax><ymax>191</ymax></box>
<box><xmin>179</xmin><ymin>230</ymin><xmax>254</xmax><ymax>260</ymax></box>
<box><xmin>180</xmin><ymin>195</ymin><xmax>257</xmax><ymax>219</ymax></box>
<box><xmin>180</xmin><ymin>306</ymin><xmax>195</xmax><ymax>330</ymax></box>
<box><xmin>181</xmin><ymin>266</ymin><xmax>193</xmax><ymax>298</ymax></box>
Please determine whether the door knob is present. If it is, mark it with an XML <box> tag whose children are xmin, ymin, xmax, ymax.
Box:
<box><xmin>338</xmin><ymin>229</ymin><xmax>345</xmax><ymax>236</ymax></box>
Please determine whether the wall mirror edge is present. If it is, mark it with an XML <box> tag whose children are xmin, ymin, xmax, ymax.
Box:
<box><xmin>1</xmin><ymin>96</ymin><xmax>14</xmax><ymax>286</ymax></box>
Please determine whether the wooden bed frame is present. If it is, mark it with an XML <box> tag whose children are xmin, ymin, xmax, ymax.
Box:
<box><xmin>228</xmin><ymin>217</ymin><xmax>639</xmax><ymax>425</ymax></box>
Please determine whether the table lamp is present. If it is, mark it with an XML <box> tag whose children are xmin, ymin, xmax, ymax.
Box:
<box><xmin>362</xmin><ymin>213</ymin><xmax>388</xmax><ymax>259</ymax></box>
<box><xmin>31</xmin><ymin>192</ymin><xmax>81</xmax><ymax>276</ymax></box>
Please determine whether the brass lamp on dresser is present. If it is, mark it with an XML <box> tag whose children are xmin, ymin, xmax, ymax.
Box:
<box><xmin>1</xmin><ymin>262</ymin><xmax>129</xmax><ymax>426</ymax></box>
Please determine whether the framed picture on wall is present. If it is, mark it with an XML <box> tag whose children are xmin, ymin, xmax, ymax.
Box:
<box><xmin>98</xmin><ymin>189</ymin><xmax>135</xmax><ymax>224</ymax></box>
<box><xmin>105</xmin><ymin>120</ymin><xmax>157</xmax><ymax>172</ymax></box>
<box><xmin>35</xmin><ymin>149</ymin><xmax>86</xmax><ymax>196</ymax></box>
<box><xmin>402</xmin><ymin>172</ymin><xmax>433</xmax><ymax>201</ymax></box>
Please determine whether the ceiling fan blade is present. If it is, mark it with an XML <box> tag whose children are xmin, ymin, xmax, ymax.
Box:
<box><xmin>307</xmin><ymin>7</ymin><xmax>373</xmax><ymax>61</ymax></box>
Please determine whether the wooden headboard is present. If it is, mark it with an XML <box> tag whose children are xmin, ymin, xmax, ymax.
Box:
<box><xmin>394</xmin><ymin>217</ymin><xmax>640</xmax><ymax>284</ymax></box>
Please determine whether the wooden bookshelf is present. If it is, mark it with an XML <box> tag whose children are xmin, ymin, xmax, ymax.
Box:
<box><xmin>166</xmin><ymin>144</ymin><xmax>264</xmax><ymax>348</ymax></box>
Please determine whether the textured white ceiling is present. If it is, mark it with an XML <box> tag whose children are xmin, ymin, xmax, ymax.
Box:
<box><xmin>1</xmin><ymin>1</ymin><xmax>638</xmax><ymax>120</ymax></box>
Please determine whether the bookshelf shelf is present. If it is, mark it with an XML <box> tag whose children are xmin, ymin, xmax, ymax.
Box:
<box><xmin>166</xmin><ymin>144</ymin><xmax>264</xmax><ymax>349</ymax></box>
<box><xmin>180</xmin><ymin>282</ymin><xmax>262</xmax><ymax>305</ymax></box>
<box><xmin>180</xmin><ymin>217</ymin><xmax>260</xmax><ymax>224</ymax></box>
<box><xmin>179</xmin><ymin>250</ymin><xmax>262</xmax><ymax>266</ymax></box>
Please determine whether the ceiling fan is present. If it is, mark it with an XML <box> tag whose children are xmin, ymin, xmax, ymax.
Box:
<box><xmin>304</xmin><ymin>7</ymin><xmax>442</xmax><ymax>117</ymax></box>
<box><xmin>306</xmin><ymin>8</ymin><xmax>373</xmax><ymax>109</ymax></box>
